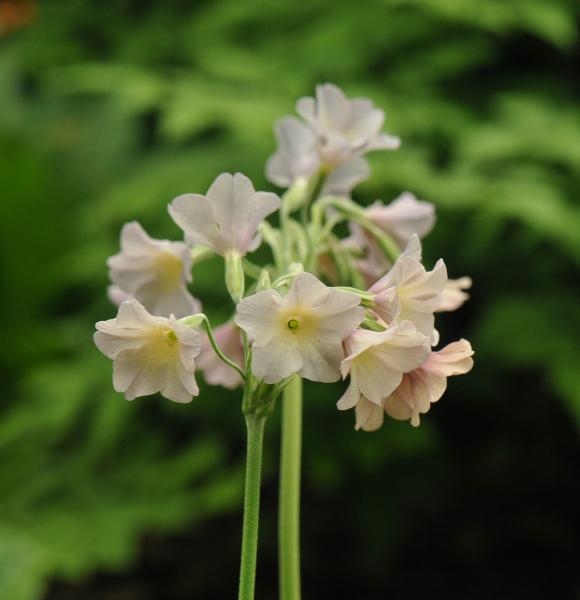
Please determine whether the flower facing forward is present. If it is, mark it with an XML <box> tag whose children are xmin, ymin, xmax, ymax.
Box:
<box><xmin>94</xmin><ymin>299</ymin><xmax>202</xmax><ymax>403</ymax></box>
<box><xmin>369</xmin><ymin>236</ymin><xmax>447</xmax><ymax>340</ymax></box>
<box><xmin>365</xmin><ymin>192</ymin><xmax>436</xmax><ymax>247</ymax></box>
<box><xmin>235</xmin><ymin>272</ymin><xmax>365</xmax><ymax>384</ymax></box>
<box><xmin>169</xmin><ymin>172</ymin><xmax>281</xmax><ymax>257</ymax></box>
<box><xmin>107</xmin><ymin>221</ymin><xmax>200</xmax><ymax>318</ymax></box>
<box><xmin>197</xmin><ymin>321</ymin><xmax>244</xmax><ymax>390</ymax></box>
<box><xmin>337</xmin><ymin>321</ymin><xmax>430</xmax><ymax>419</ymax></box>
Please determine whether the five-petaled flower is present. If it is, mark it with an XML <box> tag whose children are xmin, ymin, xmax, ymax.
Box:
<box><xmin>94</xmin><ymin>299</ymin><xmax>202</xmax><ymax>403</ymax></box>
<box><xmin>169</xmin><ymin>172</ymin><xmax>281</xmax><ymax>258</ymax></box>
<box><xmin>235</xmin><ymin>272</ymin><xmax>365</xmax><ymax>384</ymax></box>
<box><xmin>107</xmin><ymin>221</ymin><xmax>200</xmax><ymax>318</ymax></box>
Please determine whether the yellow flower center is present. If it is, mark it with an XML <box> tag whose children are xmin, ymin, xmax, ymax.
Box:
<box><xmin>280</xmin><ymin>308</ymin><xmax>318</xmax><ymax>338</ymax></box>
<box><xmin>154</xmin><ymin>252</ymin><xmax>183</xmax><ymax>290</ymax></box>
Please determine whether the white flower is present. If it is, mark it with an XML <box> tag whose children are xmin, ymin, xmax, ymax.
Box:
<box><xmin>234</xmin><ymin>272</ymin><xmax>365</xmax><ymax>384</ymax></box>
<box><xmin>369</xmin><ymin>236</ymin><xmax>447</xmax><ymax>340</ymax></box>
<box><xmin>197</xmin><ymin>321</ymin><xmax>244</xmax><ymax>390</ymax></box>
<box><xmin>337</xmin><ymin>321</ymin><xmax>430</xmax><ymax>415</ymax></box>
<box><xmin>266</xmin><ymin>117</ymin><xmax>320</xmax><ymax>187</ymax></box>
<box><xmin>94</xmin><ymin>299</ymin><xmax>202</xmax><ymax>403</ymax></box>
<box><xmin>169</xmin><ymin>172</ymin><xmax>281</xmax><ymax>257</ymax></box>
<box><xmin>107</xmin><ymin>221</ymin><xmax>200</xmax><ymax>318</ymax></box>
<box><xmin>296</xmin><ymin>83</ymin><xmax>400</xmax><ymax>166</ymax></box>
<box><xmin>365</xmin><ymin>192</ymin><xmax>435</xmax><ymax>247</ymax></box>
<box><xmin>384</xmin><ymin>339</ymin><xmax>474</xmax><ymax>427</ymax></box>
<box><xmin>438</xmin><ymin>277</ymin><xmax>472</xmax><ymax>312</ymax></box>
<box><xmin>266</xmin><ymin>117</ymin><xmax>371</xmax><ymax>197</ymax></box>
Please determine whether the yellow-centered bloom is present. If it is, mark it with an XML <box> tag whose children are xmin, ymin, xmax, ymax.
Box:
<box><xmin>234</xmin><ymin>272</ymin><xmax>365</xmax><ymax>384</ymax></box>
<box><xmin>94</xmin><ymin>299</ymin><xmax>202</xmax><ymax>403</ymax></box>
<box><xmin>107</xmin><ymin>221</ymin><xmax>200</xmax><ymax>318</ymax></box>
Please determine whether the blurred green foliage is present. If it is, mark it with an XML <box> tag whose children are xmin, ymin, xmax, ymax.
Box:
<box><xmin>1</xmin><ymin>1</ymin><xmax>579</xmax><ymax>598</ymax></box>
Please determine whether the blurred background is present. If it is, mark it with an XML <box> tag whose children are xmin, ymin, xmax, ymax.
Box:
<box><xmin>1</xmin><ymin>1</ymin><xmax>579</xmax><ymax>598</ymax></box>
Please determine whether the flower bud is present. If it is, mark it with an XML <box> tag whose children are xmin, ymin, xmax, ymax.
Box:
<box><xmin>256</xmin><ymin>268</ymin><xmax>272</xmax><ymax>291</ymax></box>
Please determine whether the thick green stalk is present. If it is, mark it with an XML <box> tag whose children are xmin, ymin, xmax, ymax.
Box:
<box><xmin>279</xmin><ymin>375</ymin><xmax>303</xmax><ymax>600</ymax></box>
<box><xmin>238</xmin><ymin>413</ymin><xmax>266</xmax><ymax>600</ymax></box>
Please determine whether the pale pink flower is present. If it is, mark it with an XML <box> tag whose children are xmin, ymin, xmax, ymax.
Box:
<box><xmin>169</xmin><ymin>172</ymin><xmax>281</xmax><ymax>257</ymax></box>
<box><xmin>365</xmin><ymin>192</ymin><xmax>435</xmax><ymax>246</ymax></box>
<box><xmin>384</xmin><ymin>339</ymin><xmax>474</xmax><ymax>427</ymax></box>
<box><xmin>297</xmin><ymin>83</ymin><xmax>400</xmax><ymax>166</ymax></box>
<box><xmin>337</xmin><ymin>322</ymin><xmax>430</xmax><ymax>413</ymax></box>
<box><xmin>235</xmin><ymin>272</ymin><xmax>365</xmax><ymax>384</ymax></box>
<box><xmin>107</xmin><ymin>221</ymin><xmax>200</xmax><ymax>318</ymax></box>
<box><xmin>266</xmin><ymin>117</ymin><xmax>320</xmax><ymax>187</ymax></box>
<box><xmin>197</xmin><ymin>321</ymin><xmax>244</xmax><ymax>390</ymax></box>
<box><xmin>369</xmin><ymin>237</ymin><xmax>447</xmax><ymax>340</ymax></box>
<box><xmin>94</xmin><ymin>299</ymin><xmax>202</xmax><ymax>403</ymax></box>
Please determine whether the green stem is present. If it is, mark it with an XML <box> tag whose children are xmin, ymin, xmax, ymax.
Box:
<box><xmin>202</xmin><ymin>317</ymin><xmax>246</xmax><ymax>381</ymax></box>
<box><xmin>238</xmin><ymin>413</ymin><xmax>267</xmax><ymax>600</ymax></box>
<box><xmin>279</xmin><ymin>375</ymin><xmax>303</xmax><ymax>600</ymax></box>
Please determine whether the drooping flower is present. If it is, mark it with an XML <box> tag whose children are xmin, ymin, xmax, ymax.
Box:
<box><xmin>438</xmin><ymin>277</ymin><xmax>472</xmax><ymax>312</ymax></box>
<box><xmin>365</xmin><ymin>192</ymin><xmax>436</xmax><ymax>247</ymax></box>
<box><xmin>337</xmin><ymin>321</ymin><xmax>430</xmax><ymax>414</ymax></box>
<box><xmin>168</xmin><ymin>172</ymin><xmax>281</xmax><ymax>257</ymax></box>
<box><xmin>94</xmin><ymin>299</ymin><xmax>202</xmax><ymax>403</ymax></box>
<box><xmin>234</xmin><ymin>272</ymin><xmax>365</xmax><ymax>384</ymax></box>
<box><xmin>197</xmin><ymin>321</ymin><xmax>244</xmax><ymax>390</ymax></box>
<box><xmin>107</xmin><ymin>221</ymin><xmax>201</xmax><ymax>318</ymax></box>
<box><xmin>384</xmin><ymin>339</ymin><xmax>474</xmax><ymax>427</ymax></box>
<box><xmin>296</xmin><ymin>83</ymin><xmax>400</xmax><ymax>167</ymax></box>
<box><xmin>369</xmin><ymin>236</ymin><xmax>447</xmax><ymax>340</ymax></box>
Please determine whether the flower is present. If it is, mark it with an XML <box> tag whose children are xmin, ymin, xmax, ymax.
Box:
<box><xmin>365</xmin><ymin>192</ymin><xmax>435</xmax><ymax>247</ymax></box>
<box><xmin>169</xmin><ymin>172</ymin><xmax>281</xmax><ymax>257</ymax></box>
<box><xmin>337</xmin><ymin>321</ymin><xmax>430</xmax><ymax>414</ymax></box>
<box><xmin>296</xmin><ymin>83</ymin><xmax>400</xmax><ymax>166</ymax></box>
<box><xmin>438</xmin><ymin>277</ymin><xmax>472</xmax><ymax>312</ymax></box>
<box><xmin>234</xmin><ymin>272</ymin><xmax>365</xmax><ymax>384</ymax></box>
<box><xmin>197</xmin><ymin>321</ymin><xmax>244</xmax><ymax>389</ymax></box>
<box><xmin>107</xmin><ymin>221</ymin><xmax>200</xmax><ymax>318</ymax></box>
<box><xmin>369</xmin><ymin>236</ymin><xmax>447</xmax><ymax>340</ymax></box>
<box><xmin>266</xmin><ymin>117</ymin><xmax>320</xmax><ymax>187</ymax></box>
<box><xmin>94</xmin><ymin>299</ymin><xmax>202</xmax><ymax>403</ymax></box>
<box><xmin>266</xmin><ymin>115</ymin><xmax>371</xmax><ymax>198</ymax></box>
<box><xmin>384</xmin><ymin>339</ymin><xmax>474</xmax><ymax>427</ymax></box>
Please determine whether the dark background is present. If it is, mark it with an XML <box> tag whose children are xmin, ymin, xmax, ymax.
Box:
<box><xmin>1</xmin><ymin>1</ymin><xmax>579</xmax><ymax>598</ymax></box>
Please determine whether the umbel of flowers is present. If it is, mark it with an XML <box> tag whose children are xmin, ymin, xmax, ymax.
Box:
<box><xmin>94</xmin><ymin>83</ymin><xmax>473</xmax><ymax>600</ymax></box>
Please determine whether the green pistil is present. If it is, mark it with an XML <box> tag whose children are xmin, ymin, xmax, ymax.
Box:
<box><xmin>287</xmin><ymin>319</ymin><xmax>300</xmax><ymax>330</ymax></box>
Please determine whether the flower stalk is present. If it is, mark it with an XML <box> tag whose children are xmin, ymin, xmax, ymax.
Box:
<box><xmin>238</xmin><ymin>412</ymin><xmax>267</xmax><ymax>600</ymax></box>
<box><xmin>279</xmin><ymin>375</ymin><xmax>303</xmax><ymax>600</ymax></box>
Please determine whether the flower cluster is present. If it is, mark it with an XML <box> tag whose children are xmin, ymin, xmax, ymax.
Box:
<box><xmin>95</xmin><ymin>83</ymin><xmax>473</xmax><ymax>430</ymax></box>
